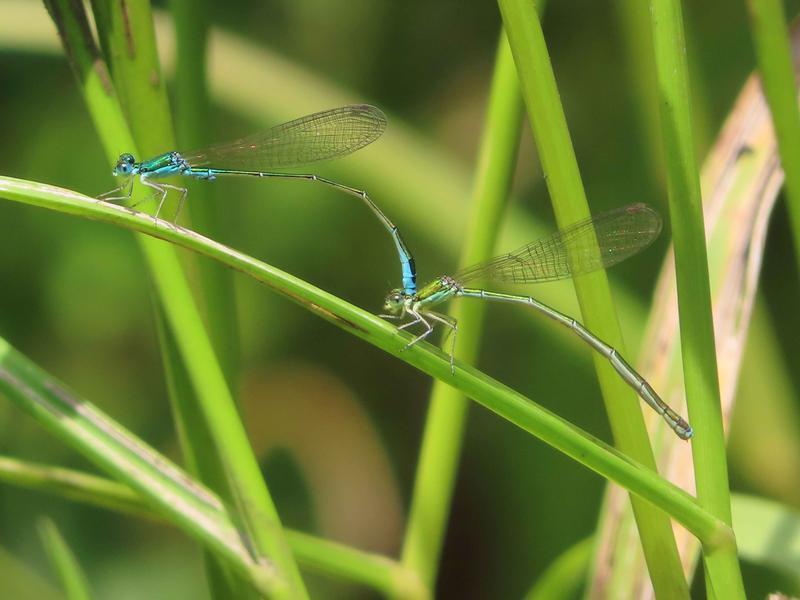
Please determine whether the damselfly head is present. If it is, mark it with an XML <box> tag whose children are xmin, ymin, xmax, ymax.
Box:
<box><xmin>112</xmin><ymin>153</ymin><xmax>136</xmax><ymax>177</ymax></box>
<box><xmin>383</xmin><ymin>289</ymin><xmax>405</xmax><ymax>315</ymax></box>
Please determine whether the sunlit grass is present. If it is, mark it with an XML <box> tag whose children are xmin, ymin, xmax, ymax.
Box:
<box><xmin>0</xmin><ymin>0</ymin><xmax>798</xmax><ymax>597</ymax></box>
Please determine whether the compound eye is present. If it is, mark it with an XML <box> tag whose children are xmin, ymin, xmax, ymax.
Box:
<box><xmin>113</xmin><ymin>153</ymin><xmax>136</xmax><ymax>176</ymax></box>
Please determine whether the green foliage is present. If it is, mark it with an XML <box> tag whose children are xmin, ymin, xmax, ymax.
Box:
<box><xmin>650</xmin><ymin>0</ymin><xmax>743</xmax><ymax>595</ymax></box>
<box><xmin>38</xmin><ymin>518</ymin><xmax>93</xmax><ymax>600</ymax></box>
<box><xmin>400</xmin><ymin>30</ymin><xmax>524</xmax><ymax>588</ymax></box>
<box><xmin>497</xmin><ymin>0</ymin><xmax>688</xmax><ymax>595</ymax></box>
<box><xmin>1</xmin><ymin>0</ymin><xmax>799</xmax><ymax>597</ymax></box>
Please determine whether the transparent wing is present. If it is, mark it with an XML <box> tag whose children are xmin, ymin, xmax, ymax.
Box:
<box><xmin>180</xmin><ymin>104</ymin><xmax>387</xmax><ymax>170</ymax></box>
<box><xmin>454</xmin><ymin>203</ymin><xmax>662</xmax><ymax>284</ymax></box>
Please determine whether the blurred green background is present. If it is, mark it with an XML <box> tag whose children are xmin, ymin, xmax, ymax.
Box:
<box><xmin>1</xmin><ymin>0</ymin><xmax>800</xmax><ymax>598</ymax></box>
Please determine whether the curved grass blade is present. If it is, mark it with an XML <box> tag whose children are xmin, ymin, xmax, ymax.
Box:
<box><xmin>0</xmin><ymin>175</ymin><xmax>730</xmax><ymax>548</ymax></box>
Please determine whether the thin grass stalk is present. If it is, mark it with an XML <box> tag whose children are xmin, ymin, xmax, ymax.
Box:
<box><xmin>37</xmin><ymin>518</ymin><xmax>93</xmax><ymax>600</ymax></box>
<box><xmin>613</xmin><ymin>0</ymin><xmax>663</xmax><ymax>183</ymax></box>
<box><xmin>0</xmin><ymin>456</ymin><xmax>154</xmax><ymax>519</ymax></box>
<box><xmin>495</xmin><ymin>0</ymin><xmax>689</xmax><ymax>595</ymax></box>
<box><xmin>169</xmin><ymin>0</ymin><xmax>240</xmax><ymax>385</ymax></box>
<box><xmin>648</xmin><ymin>0</ymin><xmax>745</xmax><ymax>597</ymax></box>
<box><xmin>163</xmin><ymin>2</ymin><xmax>243</xmax><ymax>595</ymax></box>
<box><xmin>399</xmin><ymin>29</ymin><xmax>525</xmax><ymax>589</ymax></box>
<box><xmin>0</xmin><ymin>456</ymin><xmax>427</xmax><ymax>598</ymax></box>
<box><xmin>746</xmin><ymin>0</ymin><xmax>800</xmax><ymax>275</ymax></box>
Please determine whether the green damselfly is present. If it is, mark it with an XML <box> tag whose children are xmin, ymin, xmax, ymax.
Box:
<box><xmin>382</xmin><ymin>203</ymin><xmax>692</xmax><ymax>440</ymax></box>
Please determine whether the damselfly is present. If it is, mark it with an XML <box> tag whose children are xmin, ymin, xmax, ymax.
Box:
<box><xmin>381</xmin><ymin>203</ymin><xmax>692</xmax><ymax>440</ymax></box>
<box><xmin>101</xmin><ymin>104</ymin><xmax>417</xmax><ymax>295</ymax></box>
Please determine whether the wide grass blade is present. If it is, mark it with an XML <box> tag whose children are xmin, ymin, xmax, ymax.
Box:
<box><xmin>591</xmin><ymin>42</ymin><xmax>792</xmax><ymax>595</ymax></box>
<box><xmin>649</xmin><ymin>0</ymin><xmax>744</xmax><ymax>596</ymax></box>
<box><xmin>496</xmin><ymin>0</ymin><xmax>688</xmax><ymax>594</ymax></box>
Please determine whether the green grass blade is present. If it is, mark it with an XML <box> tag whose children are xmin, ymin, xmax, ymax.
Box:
<box><xmin>648</xmin><ymin>0</ymin><xmax>745</xmax><ymax>597</ymax></box>
<box><xmin>400</xmin><ymin>29</ymin><xmax>525</xmax><ymax>588</ymax></box>
<box><xmin>288</xmin><ymin>531</ymin><xmax>429</xmax><ymax>600</ymax></box>
<box><xmin>0</xmin><ymin>176</ymin><xmax>731</xmax><ymax>547</ymax></box>
<box><xmin>152</xmin><ymin>305</ymin><xmax>247</xmax><ymax>600</ymax></box>
<box><xmin>612</xmin><ymin>0</ymin><xmax>663</xmax><ymax>181</ymax></box>
<box><xmin>157</xmin><ymin>19</ymin><xmax>244</xmax><ymax>595</ymax></box>
<box><xmin>42</xmin><ymin>2</ymin><xmax>306</xmax><ymax>595</ymax></box>
<box><xmin>0</xmin><ymin>456</ymin><xmax>153</xmax><ymax>519</ymax></box>
<box><xmin>0</xmin><ymin>337</ymin><xmax>276</xmax><ymax>595</ymax></box>
<box><xmin>590</xmin><ymin>59</ymin><xmax>787</xmax><ymax>596</ymax></box>
<box><xmin>0</xmin><ymin>457</ymin><xmax>427</xmax><ymax>598</ymax></box>
<box><xmin>496</xmin><ymin>0</ymin><xmax>689</xmax><ymax>595</ymax></box>
<box><xmin>169</xmin><ymin>0</ymin><xmax>241</xmax><ymax>387</ymax></box>
<box><xmin>4</xmin><ymin>3</ymin><xmax>656</xmax><ymax>390</ymax></box>
<box><xmin>746</xmin><ymin>0</ymin><xmax>800</xmax><ymax>274</ymax></box>
<box><xmin>523</xmin><ymin>537</ymin><xmax>593</xmax><ymax>600</ymax></box>
<box><xmin>136</xmin><ymin>214</ymin><xmax>301</xmax><ymax>595</ymax></box>
<box><xmin>37</xmin><ymin>518</ymin><xmax>92</xmax><ymax>600</ymax></box>
<box><xmin>89</xmin><ymin>0</ymin><xmax>176</xmax><ymax>154</ymax></box>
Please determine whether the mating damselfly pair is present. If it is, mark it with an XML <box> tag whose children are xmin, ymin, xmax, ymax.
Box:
<box><xmin>101</xmin><ymin>104</ymin><xmax>692</xmax><ymax>440</ymax></box>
